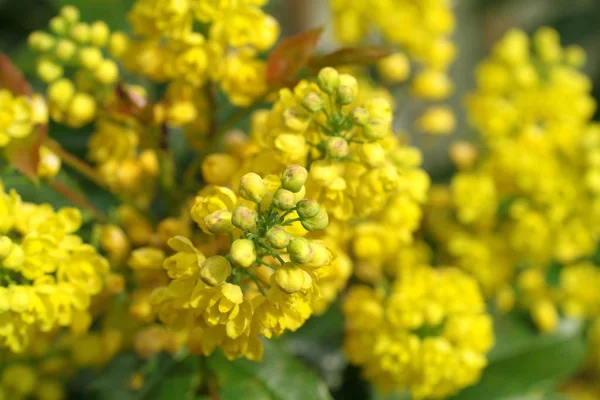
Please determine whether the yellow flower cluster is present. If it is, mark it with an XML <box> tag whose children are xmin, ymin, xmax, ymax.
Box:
<box><xmin>121</xmin><ymin>0</ymin><xmax>278</xmax><ymax>106</ymax></box>
<box><xmin>344</xmin><ymin>265</ymin><xmax>493</xmax><ymax>398</ymax></box>
<box><xmin>0</xmin><ymin>90</ymin><xmax>47</xmax><ymax>147</ymax></box>
<box><xmin>0</xmin><ymin>183</ymin><xmax>109</xmax><ymax>352</ymax></box>
<box><xmin>152</xmin><ymin>166</ymin><xmax>342</xmax><ymax>360</ymax></box>
<box><xmin>29</xmin><ymin>6</ymin><xmax>119</xmax><ymax>128</ymax></box>
<box><xmin>427</xmin><ymin>27</ymin><xmax>600</xmax><ymax>332</ymax></box>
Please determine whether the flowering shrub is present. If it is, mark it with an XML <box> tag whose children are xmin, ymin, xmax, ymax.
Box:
<box><xmin>0</xmin><ymin>1</ymin><xmax>599</xmax><ymax>399</ymax></box>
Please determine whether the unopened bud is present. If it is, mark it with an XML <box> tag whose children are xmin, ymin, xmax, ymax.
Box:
<box><xmin>90</xmin><ymin>21</ymin><xmax>110</xmax><ymax>47</ymax></box>
<box><xmin>94</xmin><ymin>59</ymin><xmax>119</xmax><ymax>85</ymax></box>
<box><xmin>37</xmin><ymin>59</ymin><xmax>64</xmax><ymax>83</ymax></box>
<box><xmin>200</xmin><ymin>256</ymin><xmax>232</xmax><ymax>286</ymax></box>
<box><xmin>302</xmin><ymin>92</ymin><xmax>325</xmax><ymax>113</ymax></box>
<box><xmin>232</xmin><ymin>206</ymin><xmax>257</xmax><ymax>231</ymax></box>
<box><xmin>28</xmin><ymin>31</ymin><xmax>55</xmax><ymax>52</ymax></box>
<box><xmin>67</xmin><ymin>93</ymin><xmax>96</xmax><ymax>127</ymax></box>
<box><xmin>50</xmin><ymin>16</ymin><xmax>68</xmax><ymax>36</ymax></box>
<box><xmin>204</xmin><ymin>210</ymin><xmax>234</xmax><ymax>234</ymax></box>
<box><xmin>362</xmin><ymin>118</ymin><xmax>389</xmax><ymax>140</ymax></box>
<box><xmin>274</xmin><ymin>263</ymin><xmax>312</xmax><ymax>294</ymax></box>
<box><xmin>230</xmin><ymin>239</ymin><xmax>257</xmax><ymax>268</ymax></box>
<box><xmin>296</xmin><ymin>199</ymin><xmax>320</xmax><ymax>219</ymax></box>
<box><xmin>54</xmin><ymin>39</ymin><xmax>77</xmax><ymax>61</ymax></box>
<box><xmin>317</xmin><ymin>67</ymin><xmax>340</xmax><ymax>94</ymax></box>
<box><xmin>336</xmin><ymin>85</ymin><xmax>355</xmax><ymax>105</ymax></box>
<box><xmin>281</xmin><ymin>165</ymin><xmax>308</xmax><ymax>193</ymax></box>
<box><xmin>37</xmin><ymin>146</ymin><xmax>61</xmax><ymax>178</ymax></box>
<box><xmin>287</xmin><ymin>237</ymin><xmax>314</xmax><ymax>264</ymax></box>
<box><xmin>360</xmin><ymin>142</ymin><xmax>386</xmax><ymax>167</ymax></box>
<box><xmin>60</xmin><ymin>6</ymin><xmax>80</xmax><ymax>24</ymax></box>
<box><xmin>109</xmin><ymin>31</ymin><xmax>129</xmax><ymax>57</ymax></box>
<box><xmin>266</xmin><ymin>226</ymin><xmax>291</xmax><ymax>248</ymax></box>
<box><xmin>239</xmin><ymin>172</ymin><xmax>267</xmax><ymax>203</ymax></box>
<box><xmin>300</xmin><ymin>209</ymin><xmax>329</xmax><ymax>231</ymax></box>
<box><xmin>325</xmin><ymin>136</ymin><xmax>349</xmax><ymax>158</ymax></box>
<box><xmin>304</xmin><ymin>242</ymin><xmax>331</xmax><ymax>268</ymax></box>
<box><xmin>48</xmin><ymin>78</ymin><xmax>75</xmax><ymax>109</ymax></box>
<box><xmin>70</xmin><ymin>22</ymin><xmax>91</xmax><ymax>43</ymax></box>
<box><xmin>79</xmin><ymin>47</ymin><xmax>103</xmax><ymax>69</ymax></box>
<box><xmin>350</xmin><ymin>107</ymin><xmax>370</xmax><ymax>126</ymax></box>
<box><xmin>283</xmin><ymin>107</ymin><xmax>311</xmax><ymax>132</ymax></box>
<box><xmin>272</xmin><ymin>188</ymin><xmax>296</xmax><ymax>211</ymax></box>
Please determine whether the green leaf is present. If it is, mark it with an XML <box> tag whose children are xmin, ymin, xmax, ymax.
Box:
<box><xmin>207</xmin><ymin>339</ymin><xmax>333</xmax><ymax>400</ymax></box>
<box><xmin>451</xmin><ymin>314</ymin><xmax>586</xmax><ymax>400</ymax></box>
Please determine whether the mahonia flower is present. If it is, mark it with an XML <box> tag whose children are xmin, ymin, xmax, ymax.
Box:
<box><xmin>0</xmin><ymin>90</ymin><xmax>47</xmax><ymax>147</ymax></box>
<box><xmin>152</xmin><ymin>166</ymin><xmax>342</xmax><ymax>360</ymax></box>
<box><xmin>0</xmin><ymin>183</ymin><xmax>109</xmax><ymax>352</ymax></box>
<box><xmin>344</xmin><ymin>265</ymin><xmax>494</xmax><ymax>398</ymax></box>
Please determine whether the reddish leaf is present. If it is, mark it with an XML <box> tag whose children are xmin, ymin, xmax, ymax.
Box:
<box><xmin>266</xmin><ymin>27</ymin><xmax>324</xmax><ymax>88</ymax></box>
<box><xmin>0</xmin><ymin>53</ymin><xmax>32</xmax><ymax>96</ymax></box>
<box><xmin>6</xmin><ymin>125</ymin><xmax>47</xmax><ymax>183</ymax></box>
<box><xmin>308</xmin><ymin>46</ymin><xmax>394</xmax><ymax>70</ymax></box>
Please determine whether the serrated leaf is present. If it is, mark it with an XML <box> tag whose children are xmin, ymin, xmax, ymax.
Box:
<box><xmin>309</xmin><ymin>46</ymin><xmax>394</xmax><ymax>70</ymax></box>
<box><xmin>451</xmin><ymin>314</ymin><xmax>586</xmax><ymax>400</ymax></box>
<box><xmin>266</xmin><ymin>28</ymin><xmax>323</xmax><ymax>88</ymax></box>
<box><xmin>208</xmin><ymin>339</ymin><xmax>333</xmax><ymax>400</ymax></box>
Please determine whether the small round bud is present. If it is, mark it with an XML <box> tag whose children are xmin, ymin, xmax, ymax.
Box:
<box><xmin>48</xmin><ymin>78</ymin><xmax>75</xmax><ymax>109</ymax></box>
<box><xmin>272</xmin><ymin>188</ymin><xmax>296</xmax><ymax>211</ymax></box>
<box><xmin>363</xmin><ymin>118</ymin><xmax>389</xmax><ymax>140</ymax></box>
<box><xmin>239</xmin><ymin>172</ymin><xmax>268</xmax><ymax>203</ymax></box>
<box><xmin>28</xmin><ymin>31</ymin><xmax>55</xmax><ymax>52</ymax></box>
<box><xmin>281</xmin><ymin>165</ymin><xmax>308</xmax><ymax>193</ymax></box>
<box><xmin>300</xmin><ymin>209</ymin><xmax>329</xmax><ymax>231</ymax></box>
<box><xmin>266</xmin><ymin>226</ymin><xmax>291</xmax><ymax>249</ymax></box>
<box><xmin>287</xmin><ymin>237</ymin><xmax>314</xmax><ymax>264</ymax></box>
<box><xmin>204</xmin><ymin>210</ymin><xmax>234</xmax><ymax>234</ymax></box>
<box><xmin>232</xmin><ymin>206</ymin><xmax>257</xmax><ymax>231</ymax></box>
<box><xmin>305</xmin><ymin>242</ymin><xmax>332</xmax><ymax>268</ymax></box>
<box><xmin>339</xmin><ymin>74</ymin><xmax>358</xmax><ymax>99</ymax></box>
<box><xmin>416</xmin><ymin>106</ymin><xmax>456</xmax><ymax>136</ymax></box>
<box><xmin>94</xmin><ymin>59</ymin><xmax>119</xmax><ymax>85</ymax></box>
<box><xmin>37</xmin><ymin>145</ymin><xmax>61</xmax><ymax>178</ymax></box>
<box><xmin>325</xmin><ymin>136</ymin><xmax>349</xmax><ymax>158</ymax></box>
<box><xmin>302</xmin><ymin>92</ymin><xmax>325</xmax><ymax>113</ymax></box>
<box><xmin>37</xmin><ymin>59</ymin><xmax>64</xmax><ymax>83</ymax></box>
<box><xmin>109</xmin><ymin>31</ymin><xmax>129</xmax><ymax>57</ymax></box>
<box><xmin>317</xmin><ymin>67</ymin><xmax>340</xmax><ymax>94</ymax></box>
<box><xmin>60</xmin><ymin>6</ymin><xmax>80</xmax><ymax>24</ymax></box>
<box><xmin>377</xmin><ymin>52</ymin><xmax>411</xmax><ymax>83</ymax></box>
<box><xmin>365</xmin><ymin>98</ymin><xmax>392</xmax><ymax>123</ymax></box>
<box><xmin>230</xmin><ymin>239</ymin><xmax>257</xmax><ymax>268</ymax></box>
<box><xmin>79</xmin><ymin>47</ymin><xmax>103</xmax><ymax>69</ymax></box>
<box><xmin>90</xmin><ymin>21</ymin><xmax>110</xmax><ymax>47</ymax></box>
<box><xmin>336</xmin><ymin>85</ymin><xmax>355</xmax><ymax>105</ymax></box>
<box><xmin>54</xmin><ymin>39</ymin><xmax>77</xmax><ymax>61</ymax></box>
<box><xmin>70</xmin><ymin>22</ymin><xmax>91</xmax><ymax>43</ymax></box>
<box><xmin>200</xmin><ymin>256</ymin><xmax>232</xmax><ymax>286</ymax></box>
<box><xmin>350</xmin><ymin>107</ymin><xmax>370</xmax><ymax>126</ymax></box>
<box><xmin>67</xmin><ymin>93</ymin><xmax>96</xmax><ymax>127</ymax></box>
<box><xmin>296</xmin><ymin>199</ymin><xmax>320</xmax><ymax>219</ymax></box>
<box><xmin>283</xmin><ymin>107</ymin><xmax>311</xmax><ymax>132</ymax></box>
<box><xmin>100</xmin><ymin>224</ymin><xmax>130</xmax><ymax>262</ymax></box>
<box><xmin>274</xmin><ymin>263</ymin><xmax>311</xmax><ymax>294</ymax></box>
<box><xmin>50</xmin><ymin>16</ymin><xmax>69</xmax><ymax>36</ymax></box>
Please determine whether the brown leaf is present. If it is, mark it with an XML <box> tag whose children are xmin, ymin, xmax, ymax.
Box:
<box><xmin>308</xmin><ymin>46</ymin><xmax>394</xmax><ymax>70</ymax></box>
<box><xmin>0</xmin><ymin>53</ymin><xmax>32</xmax><ymax>96</ymax></box>
<box><xmin>266</xmin><ymin>27</ymin><xmax>324</xmax><ymax>88</ymax></box>
<box><xmin>6</xmin><ymin>125</ymin><xmax>48</xmax><ymax>183</ymax></box>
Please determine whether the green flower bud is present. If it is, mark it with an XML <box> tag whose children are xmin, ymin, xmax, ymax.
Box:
<box><xmin>232</xmin><ymin>206</ymin><xmax>257</xmax><ymax>231</ymax></box>
<box><xmin>296</xmin><ymin>199</ymin><xmax>320</xmax><ymax>219</ymax></box>
<box><xmin>363</xmin><ymin>118</ymin><xmax>388</xmax><ymax>140</ymax></box>
<box><xmin>230</xmin><ymin>239</ymin><xmax>257</xmax><ymax>268</ymax></box>
<box><xmin>50</xmin><ymin>16</ymin><xmax>69</xmax><ymax>36</ymax></box>
<box><xmin>266</xmin><ymin>226</ymin><xmax>291</xmax><ymax>249</ymax></box>
<box><xmin>200</xmin><ymin>256</ymin><xmax>232</xmax><ymax>286</ymax></box>
<box><xmin>79</xmin><ymin>47</ymin><xmax>103</xmax><ymax>70</ymax></box>
<box><xmin>281</xmin><ymin>165</ymin><xmax>308</xmax><ymax>193</ymax></box>
<box><xmin>350</xmin><ymin>107</ymin><xmax>370</xmax><ymax>126</ymax></box>
<box><xmin>28</xmin><ymin>31</ymin><xmax>56</xmax><ymax>52</ymax></box>
<box><xmin>94</xmin><ymin>59</ymin><xmax>119</xmax><ymax>85</ymax></box>
<box><xmin>239</xmin><ymin>172</ymin><xmax>268</xmax><ymax>203</ymax></box>
<box><xmin>300</xmin><ymin>209</ymin><xmax>329</xmax><ymax>231</ymax></box>
<box><xmin>274</xmin><ymin>263</ymin><xmax>312</xmax><ymax>294</ymax></box>
<box><xmin>272</xmin><ymin>188</ymin><xmax>296</xmax><ymax>211</ymax></box>
<box><xmin>70</xmin><ymin>22</ymin><xmax>91</xmax><ymax>44</ymax></box>
<box><xmin>204</xmin><ymin>210</ymin><xmax>234</xmax><ymax>234</ymax></box>
<box><xmin>302</xmin><ymin>92</ymin><xmax>325</xmax><ymax>113</ymax></box>
<box><xmin>326</xmin><ymin>136</ymin><xmax>349</xmax><ymax>158</ymax></box>
<box><xmin>90</xmin><ymin>21</ymin><xmax>110</xmax><ymax>47</ymax></box>
<box><xmin>287</xmin><ymin>237</ymin><xmax>314</xmax><ymax>264</ymax></box>
<box><xmin>54</xmin><ymin>39</ymin><xmax>77</xmax><ymax>61</ymax></box>
<box><xmin>317</xmin><ymin>67</ymin><xmax>340</xmax><ymax>94</ymax></box>
<box><xmin>336</xmin><ymin>85</ymin><xmax>355</xmax><ymax>105</ymax></box>
<box><xmin>37</xmin><ymin>59</ymin><xmax>64</xmax><ymax>83</ymax></box>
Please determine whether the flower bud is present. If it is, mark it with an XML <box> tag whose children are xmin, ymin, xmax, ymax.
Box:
<box><xmin>67</xmin><ymin>93</ymin><xmax>96</xmax><ymax>127</ymax></box>
<box><xmin>37</xmin><ymin>145</ymin><xmax>61</xmax><ymax>178</ymax></box>
<box><xmin>449</xmin><ymin>141</ymin><xmax>478</xmax><ymax>170</ymax></box>
<box><xmin>304</xmin><ymin>242</ymin><xmax>331</xmax><ymax>268</ymax></box>
<box><xmin>325</xmin><ymin>136</ymin><xmax>349</xmax><ymax>158</ymax></box>
<box><xmin>283</xmin><ymin>107</ymin><xmax>311</xmax><ymax>132</ymax></box>
<box><xmin>350</xmin><ymin>107</ymin><xmax>370</xmax><ymax>126</ymax></box>
<box><xmin>302</xmin><ymin>92</ymin><xmax>325</xmax><ymax>113</ymax></box>
<box><xmin>272</xmin><ymin>188</ymin><xmax>296</xmax><ymax>211</ymax></box>
<box><xmin>266</xmin><ymin>226</ymin><xmax>291</xmax><ymax>248</ymax></box>
<box><xmin>100</xmin><ymin>224</ymin><xmax>130</xmax><ymax>261</ymax></box>
<box><xmin>232</xmin><ymin>206</ymin><xmax>257</xmax><ymax>231</ymax></box>
<box><xmin>281</xmin><ymin>165</ymin><xmax>308</xmax><ymax>193</ymax></box>
<box><xmin>365</xmin><ymin>98</ymin><xmax>392</xmax><ymax>123</ymax></box>
<box><xmin>204</xmin><ymin>210</ymin><xmax>234</xmax><ymax>234</ymax></box>
<box><xmin>360</xmin><ymin>142</ymin><xmax>386</xmax><ymax>167</ymax></box>
<box><xmin>28</xmin><ymin>31</ymin><xmax>55</xmax><ymax>52</ymax></box>
<box><xmin>416</xmin><ymin>106</ymin><xmax>456</xmax><ymax>136</ymax></box>
<box><xmin>60</xmin><ymin>6</ymin><xmax>80</xmax><ymax>24</ymax></box>
<box><xmin>50</xmin><ymin>16</ymin><xmax>68</xmax><ymax>36</ymax></box>
<box><xmin>94</xmin><ymin>59</ymin><xmax>119</xmax><ymax>85</ymax></box>
<box><xmin>70</xmin><ymin>22</ymin><xmax>91</xmax><ymax>44</ymax></box>
<box><xmin>287</xmin><ymin>237</ymin><xmax>314</xmax><ymax>264</ymax></box>
<box><xmin>239</xmin><ymin>172</ymin><xmax>267</xmax><ymax>203</ymax></box>
<box><xmin>230</xmin><ymin>239</ymin><xmax>257</xmax><ymax>268</ymax></box>
<box><xmin>37</xmin><ymin>59</ymin><xmax>64</xmax><ymax>83</ymax></box>
<box><xmin>54</xmin><ymin>39</ymin><xmax>77</xmax><ymax>61</ymax></box>
<box><xmin>296</xmin><ymin>199</ymin><xmax>320</xmax><ymax>219</ymax></box>
<box><xmin>377</xmin><ymin>52</ymin><xmax>410</xmax><ymax>83</ymax></box>
<box><xmin>200</xmin><ymin>256</ymin><xmax>232</xmax><ymax>286</ymax></box>
<box><xmin>79</xmin><ymin>47</ymin><xmax>103</xmax><ymax>69</ymax></box>
<box><xmin>362</xmin><ymin>118</ymin><xmax>388</xmax><ymax>140</ymax></box>
<box><xmin>300</xmin><ymin>209</ymin><xmax>329</xmax><ymax>231</ymax></box>
<box><xmin>48</xmin><ymin>78</ymin><xmax>75</xmax><ymax>109</ymax></box>
<box><xmin>274</xmin><ymin>263</ymin><xmax>312</xmax><ymax>294</ymax></box>
<box><xmin>90</xmin><ymin>21</ymin><xmax>110</xmax><ymax>47</ymax></box>
<box><xmin>317</xmin><ymin>67</ymin><xmax>340</xmax><ymax>94</ymax></box>
<box><xmin>109</xmin><ymin>31</ymin><xmax>129</xmax><ymax>57</ymax></box>
<box><xmin>336</xmin><ymin>85</ymin><xmax>355</xmax><ymax>105</ymax></box>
